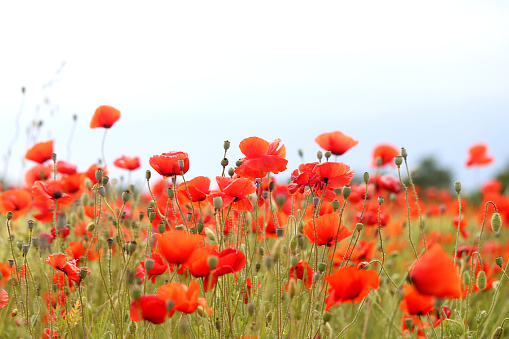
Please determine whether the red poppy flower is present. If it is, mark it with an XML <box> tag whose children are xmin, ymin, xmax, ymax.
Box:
<box><xmin>466</xmin><ymin>143</ymin><xmax>494</xmax><ymax>167</ymax></box>
<box><xmin>46</xmin><ymin>253</ymin><xmax>91</xmax><ymax>284</ymax></box>
<box><xmin>90</xmin><ymin>105</ymin><xmax>121</xmax><ymax>129</ymax></box>
<box><xmin>66</xmin><ymin>241</ymin><xmax>101</xmax><ymax>262</ymax></box>
<box><xmin>0</xmin><ymin>189</ymin><xmax>32</xmax><ymax>220</ymax></box>
<box><xmin>157</xmin><ymin>280</ymin><xmax>212</xmax><ymax>316</ymax></box>
<box><xmin>130</xmin><ymin>294</ymin><xmax>167</xmax><ymax>324</ymax></box>
<box><xmin>313</xmin><ymin>162</ymin><xmax>355</xmax><ymax>189</ymax></box>
<box><xmin>315</xmin><ymin>131</ymin><xmax>359</xmax><ymax>156</ymax></box>
<box><xmin>85</xmin><ymin>164</ymin><xmax>108</xmax><ymax>185</ymax></box>
<box><xmin>155</xmin><ymin>230</ymin><xmax>202</xmax><ymax>265</ymax></box>
<box><xmin>113</xmin><ymin>155</ymin><xmax>141</xmax><ymax>171</ymax></box>
<box><xmin>184</xmin><ymin>245</ymin><xmax>219</xmax><ymax>278</ymax></box>
<box><xmin>207</xmin><ymin>176</ymin><xmax>256</xmax><ymax>212</ymax></box>
<box><xmin>0</xmin><ymin>287</ymin><xmax>8</xmax><ymax>309</ymax></box>
<box><xmin>242</xmin><ymin>278</ymin><xmax>261</xmax><ymax>304</ymax></box>
<box><xmin>42</xmin><ymin>328</ymin><xmax>61</xmax><ymax>339</ymax></box>
<box><xmin>302</xmin><ymin>214</ymin><xmax>354</xmax><ymax>247</ymax></box>
<box><xmin>32</xmin><ymin>180</ymin><xmax>73</xmax><ymax>204</ymax></box>
<box><xmin>287</xmin><ymin>260</ymin><xmax>314</xmax><ymax>289</ymax></box>
<box><xmin>25</xmin><ymin>164</ymin><xmax>53</xmax><ymax>186</ymax></box>
<box><xmin>400</xmin><ymin>284</ymin><xmax>435</xmax><ymax>315</ymax></box>
<box><xmin>56</xmin><ymin>160</ymin><xmax>77</xmax><ymax>175</ymax></box>
<box><xmin>59</xmin><ymin>173</ymin><xmax>85</xmax><ymax>200</ymax></box>
<box><xmin>176</xmin><ymin>176</ymin><xmax>210</xmax><ymax>206</ymax></box>
<box><xmin>135</xmin><ymin>254</ymin><xmax>169</xmax><ymax>284</ymax></box>
<box><xmin>372</xmin><ymin>144</ymin><xmax>399</xmax><ymax>167</ymax></box>
<box><xmin>203</xmin><ymin>247</ymin><xmax>246</xmax><ymax>292</ymax></box>
<box><xmin>149</xmin><ymin>152</ymin><xmax>190</xmax><ymax>178</ymax></box>
<box><xmin>324</xmin><ymin>266</ymin><xmax>379</xmax><ymax>310</ymax></box>
<box><xmin>409</xmin><ymin>245</ymin><xmax>462</xmax><ymax>298</ymax></box>
<box><xmin>235</xmin><ymin>137</ymin><xmax>288</xmax><ymax>179</ymax></box>
<box><xmin>25</xmin><ymin>140</ymin><xmax>54</xmax><ymax>164</ymax></box>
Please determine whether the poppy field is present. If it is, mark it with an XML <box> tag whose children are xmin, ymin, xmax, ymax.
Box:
<box><xmin>1</xmin><ymin>106</ymin><xmax>508</xmax><ymax>339</ymax></box>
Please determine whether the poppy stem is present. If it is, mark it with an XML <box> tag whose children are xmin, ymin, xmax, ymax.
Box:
<box><xmin>397</xmin><ymin>165</ymin><xmax>419</xmax><ymax>260</ymax></box>
<box><xmin>101</xmin><ymin>128</ymin><xmax>108</xmax><ymax>166</ymax></box>
<box><xmin>453</xmin><ymin>191</ymin><xmax>462</xmax><ymax>267</ymax></box>
<box><xmin>477</xmin><ymin>201</ymin><xmax>497</xmax><ymax>255</ymax></box>
<box><xmin>403</xmin><ymin>156</ymin><xmax>427</xmax><ymax>251</ymax></box>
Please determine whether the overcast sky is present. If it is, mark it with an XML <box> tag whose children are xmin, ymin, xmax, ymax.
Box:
<box><xmin>1</xmin><ymin>1</ymin><xmax>508</xmax><ymax>191</ymax></box>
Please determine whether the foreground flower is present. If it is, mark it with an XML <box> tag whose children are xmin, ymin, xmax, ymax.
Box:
<box><xmin>302</xmin><ymin>214</ymin><xmax>353</xmax><ymax>247</ymax></box>
<box><xmin>130</xmin><ymin>295</ymin><xmax>167</xmax><ymax>324</ymax></box>
<box><xmin>155</xmin><ymin>230</ymin><xmax>202</xmax><ymax>265</ymax></box>
<box><xmin>0</xmin><ymin>287</ymin><xmax>8</xmax><ymax>309</ymax></box>
<box><xmin>400</xmin><ymin>284</ymin><xmax>435</xmax><ymax>315</ymax></box>
<box><xmin>409</xmin><ymin>245</ymin><xmax>462</xmax><ymax>298</ymax></box>
<box><xmin>204</xmin><ymin>247</ymin><xmax>246</xmax><ymax>292</ymax></box>
<box><xmin>0</xmin><ymin>189</ymin><xmax>32</xmax><ymax>220</ymax></box>
<box><xmin>157</xmin><ymin>280</ymin><xmax>212</xmax><ymax>316</ymax></box>
<box><xmin>466</xmin><ymin>143</ymin><xmax>494</xmax><ymax>167</ymax></box>
<box><xmin>32</xmin><ymin>180</ymin><xmax>73</xmax><ymax>205</ymax></box>
<box><xmin>25</xmin><ymin>140</ymin><xmax>54</xmax><ymax>164</ymax></box>
<box><xmin>90</xmin><ymin>105</ymin><xmax>121</xmax><ymax>128</ymax></box>
<box><xmin>150</xmin><ymin>151</ymin><xmax>190</xmax><ymax>177</ymax></box>
<box><xmin>325</xmin><ymin>266</ymin><xmax>379</xmax><ymax>310</ymax></box>
<box><xmin>235</xmin><ymin>137</ymin><xmax>288</xmax><ymax>179</ymax></box>
<box><xmin>315</xmin><ymin>131</ymin><xmax>358</xmax><ymax>156</ymax></box>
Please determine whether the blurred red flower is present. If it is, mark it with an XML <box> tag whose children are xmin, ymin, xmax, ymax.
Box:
<box><xmin>25</xmin><ymin>140</ymin><xmax>54</xmax><ymax>164</ymax></box>
<box><xmin>400</xmin><ymin>284</ymin><xmax>435</xmax><ymax>315</ymax></box>
<box><xmin>114</xmin><ymin>155</ymin><xmax>141</xmax><ymax>171</ymax></box>
<box><xmin>466</xmin><ymin>143</ymin><xmax>494</xmax><ymax>167</ymax></box>
<box><xmin>302</xmin><ymin>214</ymin><xmax>353</xmax><ymax>247</ymax></box>
<box><xmin>315</xmin><ymin>131</ymin><xmax>358</xmax><ymax>156</ymax></box>
<box><xmin>130</xmin><ymin>294</ymin><xmax>167</xmax><ymax>324</ymax></box>
<box><xmin>0</xmin><ymin>189</ymin><xmax>32</xmax><ymax>220</ymax></box>
<box><xmin>325</xmin><ymin>266</ymin><xmax>379</xmax><ymax>310</ymax></box>
<box><xmin>150</xmin><ymin>152</ymin><xmax>189</xmax><ymax>178</ymax></box>
<box><xmin>372</xmin><ymin>144</ymin><xmax>399</xmax><ymax>167</ymax></box>
<box><xmin>90</xmin><ymin>105</ymin><xmax>121</xmax><ymax>129</ymax></box>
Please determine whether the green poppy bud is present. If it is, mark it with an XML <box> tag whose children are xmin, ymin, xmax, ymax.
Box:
<box><xmin>491</xmin><ymin>212</ymin><xmax>501</xmax><ymax>233</ymax></box>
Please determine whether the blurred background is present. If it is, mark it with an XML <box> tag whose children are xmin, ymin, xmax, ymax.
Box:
<box><xmin>1</xmin><ymin>0</ymin><xmax>508</xmax><ymax>192</ymax></box>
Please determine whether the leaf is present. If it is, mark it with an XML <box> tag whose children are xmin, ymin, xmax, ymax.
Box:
<box><xmin>0</xmin><ymin>287</ymin><xmax>8</xmax><ymax>308</ymax></box>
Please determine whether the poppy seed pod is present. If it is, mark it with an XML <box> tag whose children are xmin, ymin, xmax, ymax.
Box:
<box><xmin>223</xmin><ymin>140</ymin><xmax>230</xmax><ymax>150</ymax></box>
<box><xmin>6</xmin><ymin>211</ymin><xmax>13</xmax><ymax>220</ymax></box>
<box><xmin>80</xmin><ymin>268</ymin><xmax>89</xmax><ymax>281</ymax></box>
<box><xmin>378</xmin><ymin>196</ymin><xmax>384</xmax><ymax>204</ymax></box>
<box><xmin>207</xmin><ymin>255</ymin><xmax>219</xmax><ymax>270</ymax></box>
<box><xmin>107</xmin><ymin>238</ymin><xmax>113</xmax><ymax>248</ymax></box>
<box><xmin>313</xmin><ymin>271</ymin><xmax>322</xmax><ymax>283</ymax></box>
<box><xmin>122</xmin><ymin>190</ymin><xmax>131</xmax><ymax>203</ymax></box>
<box><xmin>404</xmin><ymin>318</ymin><xmax>413</xmax><ymax>330</ymax></box>
<box><xmin>290</xmin><ymin>255</ymin><xmax>299</xmax><ymax>267</ymax></box>
<box><xmin>356</xmin><ymin>223</ymin><xmax>364</xmax><ymax>231</ymax></box>
<box><xmin>342</xmin><ymin>186</ymin><xmax>351</xmax><ymax>199</ymax></box>
<box><xmin>324</xmin><ymin>150</ymin><xmax>332</xmax><ymax>160</ymax></box>
<box><xmin>145</xmin><ymin>170</ymin><xmax>151</xmax><ymax>180</ymax></box>
<box><xmin>31</xmin><ymin>237</ymin><xmax>40</xmax><ymax>248</ymax></box>
<box><xmin>16</xmin><ymin>241</ymin><xmax>23</xmax><ymax>250</ymax></box>
<box><xmin>22</xmin><ymin>244</ymin><xmax>30</xmax><ymax>255</ymax></box>
<box><xmin>276</xmin><ymin>228</ymin><xmax>284</xmax><ymax>238</ymax></box>
<box><xmin>95</xmin><ymin>168</ymin><xmax>103</xmax><ymax>182</ymax></box>
<box><xmin>491</xmin><ymin>327</ymin><xmax>504</xmax><ymax>339</ymax></box>
<box><xmin>312</xmin><ymin>196</ymin><xmax>320</xmax><ymax>206</ymax></box>
<box><xmin>213</xmin><ymin>197</ymin><xmax>223</xmax><ymax>210</ymax></box>
<box><xmin>269</xmin><ymin>180</ymin><xmax>275</xmax><ymax>192</ymax></box>
<box><xmin>264</xmin><ymin>255</ymin><xmax>274</xmax><ymax>269</ymax></box>
<box><xmin>158</xmin><ymin>222</ymin><xmax>165</xmax><ymax>234</ymax></box>
<box><xmin>87</xmin><ymin>222</ymin><xmax>95</xmax><ymax>233</ymax></box>
<box><xmin>401</xmin><ymin>148</ymin><xmax>408</xmax><ymax>159</ymax></box>
<box><xmin>220</xmin><ymin>157</ymin><xmax>229</xmax><ymax>168</ymax></box>
<box><xmin>318</xmin><ymin>262</ymin><xmax>326</xmax><ymax>272</ymax></box>
<box><xmin>316</xmin><ymin>151</ymin><xmax>323</xmax><ymax>160</ymax></box>
<box><xmin>454</xmin><ymin>182</ymin><xmax>462</xmax><ymax>194</ymax></box>
<box><xmin>491</xmin><ymin>212</ymin><xmax>501</xmax><ymax>233</ymax></box>
<box><xmin>97</xmin><ymin>187</ymin><xmax>105</xmax><ymax>197</ymax></box>
<box><xmin>228</xmin><ymin>168</ymin><xmax>235</xmax><ymax>177</ymax></box>
<box><xmin>394</xmin><ymin>156</ymin><xmax>403</xmax><ymax>167</ymax></box>
<box><xmin>363</xmin><ymin>172</ymin><xmax>369</xmax><ymax>183</ymax></box>
<box><xmin>495</xmin><ymin>256</ymin><xmax>503</xmax><ymax>268</ymax></box>
<box><xmin>332</xmin><ymin>200</ymin><xmax>340</xmax><ymax>211</ymax></box>
<box><xmin>144</xmin><ymin>258</ymin><xmax>155</xmax><ymax>272</ymax></box>
<box><xmin>178</xmin><ymin>159</ymin><xmax>185</xmax><ymax>170</ymax></box>
<box><xmin>476</xmin><ymin>271</ymin><xmax>487</xmax><ymax>290</ymax></box>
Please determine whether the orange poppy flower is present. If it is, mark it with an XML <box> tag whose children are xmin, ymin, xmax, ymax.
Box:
<box><xmin>302</xmin><ymin>214</ymin><xmax>353</xmax><ymax>247</ymax></box>
<box><xmin>324</xmin><ymin>266</ymin><xmax>379</xmax><ymax>310</ymax></box>
<box><xmin>130</xmin><ymin>294</ymin><xmax>167</xmax><ymax>324</ymax></box>
<box><xmin>32</xmin><ymin>180</ymin><xmax>73</xmax><ymax>204</ymax></box>
<box><xmin>313</xmin><ymin>162</ymin><xmax>355</xmax><ymax>189</ymax></box>
<box><xmin>25</xmin><ymin>140</ymin><xmax>54</xmax><ymax>164</ymax></box>
<box><xmin>155</xmin><ymin>230</ymin><xmax>202</xmax><ymax>265</ymax></box>
<box><xmin>372</xmin><ymin>144</ymin><xmax>399</xmax><ymax>167</ymax></box>
<box><xmin>0</xmin><ymin>189</ymin><xmax>32</xmax><ymax>220</ymax></box>
<box><xmin>157</xmin><ymin>280</ymin><xmax>212</xmax><ymax>316</ymax></box>
<box><xmin>466</xmin><ymin>143</ymin><xmax>494</xmax><ymax>167</ymax></box>
<box><xmin>25</xmin><ymin>164</ymin><xmax>53</xmax><ymax>186</ymax></box>
<box><xmin>85</xmin><ymin>164</ymin><xmax>107</xmax><ymax>185</ymax></box>
<box><xmin>400</xmin><ymin>284</ymin><xmax>435</xmax><ymax>315</ymax></box>
<box><xmin>315</xmin><ymin>131</ymin><xmax>359</xmax><ymax>156</ymax></box>
<box><xmin>56</xmin><ymin>160</ymin><xmax>77</xmax><ymax>175</ymax></box>
<box><xmin>207</xmin><ymin>176</ymin><xmax>256</xmax><ymax>212</ymax></box>
<box><xmin>90</xmin><ymin>105</ymin><xmax>121</xmax><ymax>129</ymax></box>
<box><xmin>176</xmin><ymin>176</ymin><xmax>210</xmax><ymax>206</ymax></box>
<box><xmin>149</xmin><ymin>152</ymin><xmax>190</xmax><ymax>178</ymax></box>
<box><xmin>235</xmin><ymin>137</ymin><xmax>288</xmax><ymax>179</ymax></box>
<box><xmin>409</xmin><ymin>245</ymin><xmax>462</xmax><ymax>298</ymax></box>
<box><xmin>0</xmin><ymin>287</ymin><xmax>7</xmax><ymax>309</ymax></box>
<box><xmin>113</xmin><ymin>155</ymin><xmax>141</xmax><ymax>171</ymax></box>
<box><xmin>184</xmin><ymin>245</ymin><xmax>219</xmax><ymax>279</ymax></box>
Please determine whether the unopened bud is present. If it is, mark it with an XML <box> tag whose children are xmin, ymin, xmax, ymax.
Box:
<box><xmin>80</xmin><ymin>268</ymin><xmax>89</xmax><ymax>281</ymax></box>
<box><xmin>178</xmin><ymin>159</ymin><xmax>185</xmax><ymax>170</ymax></box>
<box><xmin>204</xmin><ymin>228</ymin><xmax>217</xmax><ymax>244</ymax></box>
<box><xmin>358</xmin><ymin>261</ymin><xmax>369</xmax><ymax>270</ymax></box>
<box><xmin>11</xmin><ymin>309</ymin><xmax>18</xmax><ymax>317</ymax></box>
<box><xmin>322</xmin><ymin>312</ymin><xmax>332</xmax><ymax>323</ymax></box>
<box><xmin>491</xmin><ymin>327</ymin><xmax>504</xmax><ymax>339</ymax></box>
<box><xmin>356</xmin><ymin>223</ymin><xmax>363</xmax><ymax>231</ymax></box>
<box><xmin>312</xmin><ymin>196</ymin><xmax>320</xmax><ymax>206</ymax></box>
<box><xmin>404</xmin><ymin>317</ymin><xmax>413</xmax><ymax>330</ymax></box>
<box><xmin>495</xmin><ymin>256</ymin><xmax>503</xmax><ymax>268</ymax></box>
<box><xmin>476</xmin><ymin>271</ymin><xmax>487</xmax><ymax>290</ymax></box>
<box><xmin>318</xmin><ymin>262</ymin><xmax>326</xmax><ymax>272</ymax></box>
<box><xmin>322</xmin><ymin>323</ymin><xmax>332</xmax><ymax>337</ymax></box>
<box><xmin>87</xmin><ymin>222</ymin><xmax>95</xmax><ymax>232</ymax></box>
<box><xmin>297</xmin><ymin>234</ymin><xmax>307</xmax><ymax>249</ymax></box>
<box><xmin>264</xmin><ymin>255</ymin><xmax>274</xmax><ymax>269</ymax></box>
<box><xmin>313</xmin><ymin>271</ymin><xmax>322</xmax><ymax>283</ymax></box>
<box><xmin>145</xmin><ymin>170</ymin><xmax>151</xmax><ymax>180</ymax></box>
<box><xmin>271</xmin><ymin>239</ymin><xmax>283</xmax><ymax>262</ymax></box>
<box><xmin>290</xmin><ymin>256</ymin><xmax>299</xmax><ymax>267</ymax></box>
<box><xmin>491</xmin><ymin>212</ymin><xmax>501</xmax><ymax>233</ymax></box>
<box><xmin>288</xmin><ymin>278</ymin><xmax>297</xmax><ymax>299</ymax></box>
<box><xmin>247</xmin><ymin>302</ymin><xmax>255</xmax><ymax>315</ymax></box>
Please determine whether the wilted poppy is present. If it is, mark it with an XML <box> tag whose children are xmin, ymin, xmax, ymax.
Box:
<box><xmin>409</xmin><ymin>245</ymin><xmax>462</xmax><ymax>298</ymax></box>
<box><xmin>325</xmin><ymin>266</ymin><xmax>379</xmax><ymax>310</ymax></box>
<box><xmin>157</xmin><ymin>280</ymin><xmax>212</xmax><ymax>316</ymax></box>
<box><xmin>155</xmin><ymin>230</ymin><xmax>202</xmax><ymax>265</ymax></box>
<box><xmin>130</xmin><ymin>294</ymin><xmax>167</xmax><ymax>324</ymax></box>
<box><xmin>315</xmin><ymin>131</ymin><xmax>358</xmax><ymax>156</ymax></box>
<box><xmin>150</xmin><ymin>152</ymin><xmax>190</xmax><ymax>178</ymax></box>
<box><xmin>113</xmin><ymin>155</ymin><xmax>141</xmax><ymax>171</ymax></box>
<box><xmin>302</xmin><ymin>214</ymin><xmax>353</xmax><ymax>247</ymax></box>
<box><xmin>0</xmin><ymin>189</ymin><xmax>32</xmax><ymax>220</ymax></box>
<box><xmin>372</xmin><ymin>144</ymin><xmax>399</xmax><ymax>167</ymax></box>
<box><xmin>400</xmin><ymin>284</ymin><xmax>435</xmax><ymax>315</ymax></box>
<box><xmin>466</xmin><ymin>143</ymin><xmax>494</xmax><ymax>167</ymax></box>
<box><xmin>25</xmin><ymin>140</ymin><xmax>54</xmax><ymax>164</ymax></box>
<box><xmin>235</xmin><ymin>137</ymin><xmax>288</xmax><ymax>179</ymax></box>
<box><xmin>90</xmin><ymin>105</ymin><xmax>121</xmax><ymax>129</ymax></box>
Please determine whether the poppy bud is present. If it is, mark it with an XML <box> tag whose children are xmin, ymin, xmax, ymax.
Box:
<box><xmin>476</xmin><ymin>271</ymin><xmax>487</xmax><ymax>290</ymax></box>
<box><xmin>255</xmin><ymin>263</ymin><xmax>261</xmax><ymax>272</ymax></box>
<box><xmin>342</xmin><ymin>186</ymin><xmax>351</xmax><ymax>199</ymax></box>
<box><xmin>454</xmin><ymin>182</ymin><xmax>462</xmax><ymax>194</ymax></box>
<box><xmin>322</xmin><ymin>323</ymin><xmax>332</xmax><ymax>337</ymax></box>
<box><xmin>6</xmin><ymin>211</ymin><xmax>13</xmax><ymax>220</ymax></box>
<box><xmin>276</xmin><ymin>228</ymin><xmax>284</xmax><ymax>238</ymax></box>
<box><xmin>288</xmin><ymin>278</ymin><xmax>297</xmax><ymax>299</ymax></box>
<box><xmin>266</xmin><ymin>312</ymin><xmax>273</xmax><ymax>324</ymax></box>
<box><xmin>264</xmin><ymin>255</ymin><xmax>274</xmax><ymax>269</ymax></box>
<box><xmin>213</xmin><ymin>197</ymin><xmax>223</xmax><ymax>210</ymax></box>
<box><xmin>290</xmin><ymin>255</ymin><xmax>299</xmax><ymax>267</ymax></box>
<box><xmin>11</xmin><ymin>309</ymin><xmax>18</xmax><ymax>317</ymax></box>
<box><xmin>322</xmin><ymin>312</ymin><xmax>333</xmax><ymax>323</ymax></box>
<box><xmin>144</xmin><ymin>258</ymin><xmax>155</xmax><ymax>272</ymax></box>
<box><xmin>378</xmin><ymin>196</ymin><xmax>384</xmax><ymax>204</ymax></box>
<box><xmin>290</xmin><ymin>236</ymin><xmax>297</xmax><ymax>252</ymax></box>
<box><xmin>122</xmin><ymin>190</ymin><xmax>131</xmax><ymax>203</ymax></box>
<box><xmin>31</xmin><ymin>237</ymin><xmax>40</xmax><ymax>248</ymax></box>
<box><xmin>297</xmin><ymin>234</ymin><xmax>307</xmax><ymax>249</ymax></box>
<box><xmin>394</xmin><ymin>156</ymin><xmax>403</xmax><ymax>167</ymax></box>
<box><xmin>247</xmin><ymin>302</ymin><xmax>255</xmax><ymax>315</ymax></box>
<box><xmin>131</xmin><ymin>288</ymin><xmax>142</xmax><ymax>300</ymax></box>
<box><xmin>324</xmin><ymin>150</ymin><xmax>332</xmax><ymax>160</ymax></box>
<box><xmin>356</xmin><ymin>223</ymin><xmax>363</xmax><ymax>231</ymax></box>
<box><xmin>87</xmin><ymin>222</ymin><xmax>95</xmax><ymax>233</ymax></box>
<box><xmin>138</xmin><ymin>212</ymin><xmax>145</xmax><ymax>222</ymax></box>
<box><xmin>204</xmin><ymin>228</ymin><xmax>218</xmax><ymax>244</ymax></box>
<box><xmin>148</xmin><ymin>210</ymin><xmax>156</xmax><ymax>222</ymax></box>
<box><xmin>318</xmin><ymin>262</ymin><xmax>326</xmax><ymax>272</ymax></box>
<box><xmin>313</xmin><ymin>271</ymin><xmax>322</xmax><ymax>283</ymax></box>
<box><xmin>316</xmin><ymin>151</ymin><xmax>323</xmax><ymax>161</ymax></box>
<box><xmin>177</xmin><ymin>159</ymin><xmax>185</xmax><ymax>171</ymax></box>
<box><xmin>361</xmin><ymin>172</ymin><xmax>368</xmax><ymax>184</ymax></box>
<box><xmin>447</xmin><ymin>319</ymin><xmax>465</xmax><ymax>337</ymax></box>
<box><xmin>80</xmin><ymin>268</ymin><xmax>89</xmax><ymax>281</ymax></box>
<box><xmin>404</xmin><ymin>317</ymin><xmax>413</xmax><ymax>330</ymax></box>
<box><xmin>207</xmin><ymin>255</ymin><xmax>218</xmax><ymax>270</ymax></box>
<box><xmin>145</xmin><ymin>170</ymin><xmax>151</xmax><ymax>180</ymax></box>
<box><xmin>332</xmin><ymin>200</ymin><xmax>340</xmax><ymax>211</ymax></box>
<box><xmin>271</xmin><ymin>239</ymin><xmax>283</xmax><ymax>262</ymax></box>
<box><xmin>125</xmin><ymin>241</ymin><xmax>137</xmax><ymax>254</ymax></box>
<box><xmin>215</xmin><ymin>318</ymin><xmax>222</xmax><ymax>331</ymax></box>
<box><xmin>401</xmin><ymin>148</ymin><xmax>408</xmax><ymax>159</ymax></box>
<box><xmin>462</xmin><ymin>271</ymin><xmax>470</xmax><ymax>286</ymax></box>
<box><xmin>155</xmin><ymin>222</ymin><xmax>164</xmax><ymax>234</ymax></box>
<box><xmin>491</xmin><ymin>327</ymin><xmax>504</xmax><ymax>339</ymax></box>
<box><xmin>102</xmin><ymin>176</ymin><xmax>109</xmax><ymax>186</ymax></box>
<box><xmin>491</xmin><ymin>212</ymin><xmax>501</xmax><ymax>233</ymax></box>
<box><xmin>22</xmin><ymin>244</ymin><xmax>29</xmax><ymax>256</ymax></box>
<box><xmin>95</xmin><ymin>168</ymin><xmax>103</xmax><ymax>182</ymax></box>
<box><xmin>358</xmin><ymin>261</ymin><xmax>369</xmax><ymax>270</ymax></box>
<box><xmin>97</xmin><ymin>187</ymin><xmax>105</xmax><ymax>197</ymax></box>
<box><xmin>8</xmin><ymin>259</ymin><xmax>14</xmax><ymax>267</ymax></box>
<box><xmin>495</xmin><ymin>256</ymin><xmax>503</xmax><ymax>268</ymax></box>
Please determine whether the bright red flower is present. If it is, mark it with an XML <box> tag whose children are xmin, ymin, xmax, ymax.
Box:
<box><xmin>135</xmin><ymin>254</ymin><xmax>169</xmax><ymax>284</ymax></box>
<box><xmin>113</xmin><ymin>155</ymin><xmax>141</xmax><ymax>171</ymax></box>
<box><xmin>325</xmin><ymin>266</ymin><xmax>379</xmax><ymax>310</ymax></box>
<box><xmin>400</xmin><ymin>284</ymin><xmax>435</xmax><ymax>315</ymax></box>
<box><xmin>155</xmin><ymin>230</ymin><xmax>202</xmax><ymax>265</ymax></box>
<box><xmin>46</xmin><ymin>253</ymin><xmax>90</xmax><ymax>284</ymax></box>
<box><xmin>42</xmin><ymin>328</ymin><xmax>61</xmax><ymax>339</ymax></box>
<box><xmin>0</xmin><ymin>189</ymin><xmax>32</xmax><ymax>220</ymax></box>
<box><xmin>315</xmin><ymin>131</ymin><xmax>358</xmax><ymax>156</ymax></box>
<box><xmin>207</xmin><ymin>176</ymin><xmax>256</xmax><ymax>212</ymax></box>
<box><xmin>372</xmin><ymin>144</ymin><xmax>399</xmax><ymax>167</ymax></box>
<box><xmin>149</xmin><ymin>152</ymin><xmax>190</xmax><ymax>178</ymax></box>
<box><xmin>203</xmin><ymin>247</ymin><xmax>246</xmax><ymax>292</ymax></box>
<box><xmin>302</xmin><ymin>214</ymin><xmax>353</xmax><ymax>247</ymax></box>
<box><xmin>184</xmin><ymin>245</ymin><xmax>219</xmax><ymax>278</ymax></box>
<box><xmin>0</xmin><ymin>287</ymin><xmax>8</xmax><ymax>309</ymax></box>
<box><xmin>56</xmin><ymin>160</ymin><xmax>77</xmax><ymax>175</ymax></box>
<box><xmin>90</xmin><ymin>105</ymin><xmax>121</xmax><ymax>129</ymax></box>
<box><xmin>130</xmin><ymin>295</ymin><xmax>167</xmax><ymax>324</ymax></box>
<box><xmin>409</xmin><ymin>245</ymin><xmax>462</xmax><ymax>298</ymax></box>
<box><xmin>66</xmin><ymin>241</ymin><xmax>101</xmax><ymax>262</ymax></box>
<box><xmin>235</xmin><ymin>137</ymin><xmax>288</xmax><ymax>179</ymax></box>
<box><xmin>157</xmin><ymin>280</ymin><xmax>212</xmax><ymax>317</ymax></box>
<box><xmin>32</xmin><ymin>180</ymin><xmax>73</xmax><ymax>204</ymax></box>
<box><xmin>25</xmin><ymin>140</ymin><xmax>53</xmax><ymax>164</ymax></box>
<box><xmin>466</xmin><ymin>143</ymin><xmax>494</xmax><ymax>167</ymax></box>
<box><xmin>177</xmin><ymin>176</ymin><xmax>210</xmax><ymax>206</ymax></box>
<box><xmin>59</xmin><ymin>173</ymin><xmax>85</xmax><ymax>200</ymax></box>
<box><xmin>313</xmin><ymin>162</ymin><xmax>355</xmax><ymax>189</ymax></box>
<box><xmin>288</xmin><ymin>260</ymin><xmax>314</xmax><ymax>289</ymax></box>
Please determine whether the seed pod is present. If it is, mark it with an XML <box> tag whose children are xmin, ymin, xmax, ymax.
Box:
<box><xmin>342</xmin><ymin>186</ymin><xmax>351</xmax><ymax>199</ymax></box>
<box><xmin>476</xmin><ymin>271</ymin><xmax>487</xmax><ymax>290</ymax></box>
<box><xmin>322</xmin><ymin>312</ymin><xmax>332</xmax><ymax>323</ymax></box>
<box><xmin>324</xmin><ymin>150</ymin><xmax>331</xmax><ymax>160</ymax></box>
<box><xmin>495</xmin><ymin>256</ymin><xmax>503</xmax><ymax>268</ymax></box>
<box><xmin>207</xmin><ymin>255</ymin><xmax>218</xmax><ymax>270</ymax></box>
<box><xmin>6</xmin><ymin>211</ymin><xmax>13</xmax><ymax>220</ymax></box>
<box><xmin>401</xmin><ymin>148</ymin><xmax>408</xmax><ymax>159</ymax></box>
<box><xmin>264</xmin><ymin>255</ymin><xmax>274</xmax><ymax>269</ymax></box>
<box><xmin>454</xmin><ymin>182</ymin><xmax>462</xmax><ymax>194</ymax></box>
<box><xmin>363</xmin><ymin>172</ymin><xmax>369</xmax><ymax>183</ymax></box>
<box><xmin>394</xmin><ymin>156</ymin><xmax>403</xmax><ymax>167</ymax></box>
<box><xmin>491</xmin><ymin>212</ymin><xmax>501</xmax><ymax>233</ymax></box>
<box><xmin>221</xmin><ymin>158</ymin><xmax>229</xmax><ymax>167</ymax></box>
<box><xmin>95</xmin><ymin>168</ymin><xmax>103</xmax><ymax>182</ymax></box>
<box><xmin>290</xmin><ymin>255</ymin><xmax>299</xmax><ymax>267</ymax></box>
<box><xmin>356</xmin><ymin>223</ymin><xmax>364</xmax><ymax>231</ymax></box>
<box><xmin>332</xmin><ymin>200</ymin><xmax>340</xmax><ymax>211</ymax></box>
<box><xmin>318</xmin><ymin>262</ymin><xmax>326</xmax><ymax>272</ymax></box>
<box><xmin>491</xmin><ymin>327</ymin><xmax>504</xmax><ymax>339</ymax></box>
<box><xmin>316</xmin><ymin>151</ymin><xmax>323</xmax><ymax>160</ymax></box>
<box><xmin>213</xmin><ymin>197</ymin><xmax>223</xmax><ymax>210</ymax></box>
<box><xmin>122</xmin><ymin>190</ymin><xmax>131</xmax><ymax>203</ymax></box>
<box><xmin>287</xmin><ymin>279</ymin><xmax>297</xmax><ymax>299</ymax></box>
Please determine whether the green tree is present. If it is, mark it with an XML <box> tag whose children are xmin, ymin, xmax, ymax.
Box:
<box><xmin>408</xmin><ymin>156</ymin><xmax>453</xmax><ymax>191</ymax></box>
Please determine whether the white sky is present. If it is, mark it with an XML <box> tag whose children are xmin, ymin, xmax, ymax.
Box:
<box><xmin>1</xmin><ymin>1</ymin><xmax>508</xmax><ymax>191</ymax></box>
